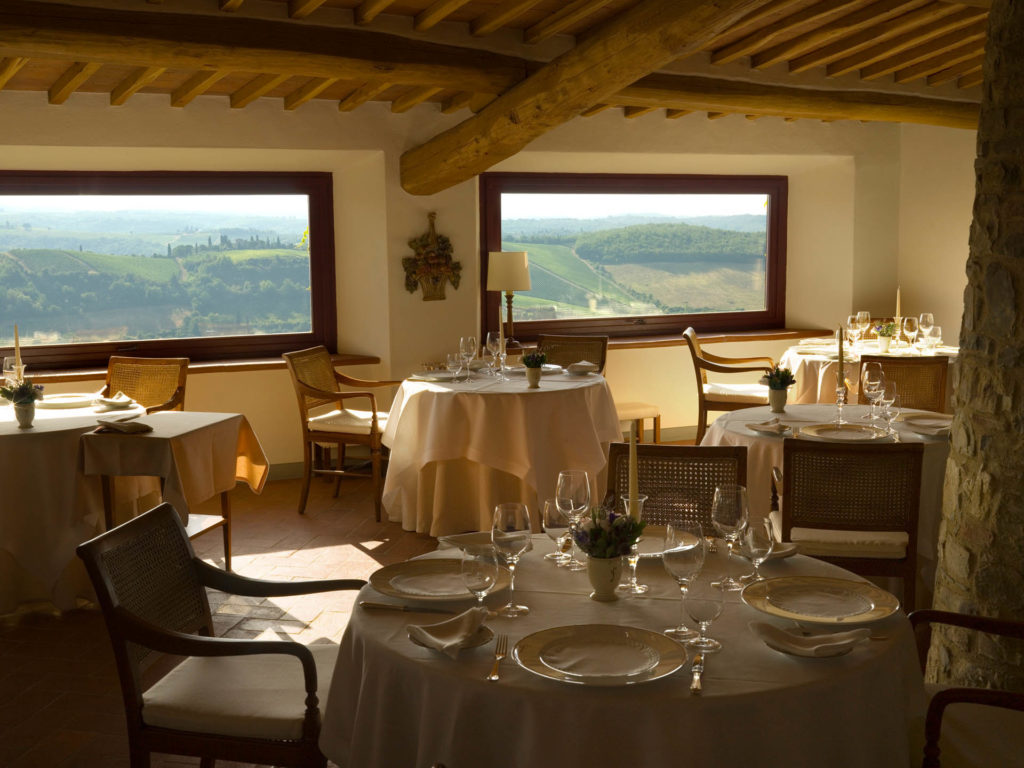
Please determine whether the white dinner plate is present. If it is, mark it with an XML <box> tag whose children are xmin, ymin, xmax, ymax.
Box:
<box><xmin>736</xmin><ymin>541</ymin><xmax>798</xmax><ymax>561</ymax></box>
<box><xmin>798</xmin><ymin>423</ymin><xmax>889</xmax><ymax>442</ymax></box>
<box><xmin>902</xmin><ymin>413</ymin><xmax>953</xmax><ymax>437</ymax></box>
<box><xmin>742</xmin><ymin>576</ymin><xmax>899</xmax><ymax>625</ymax></box>
<box><xmin>36</xmin><ymin>393</ymin><xmax>97</xmax><ymax>409</ymax></box>
<box><xmin>408</xmin><ymin>371</ymin><xmax>458</xmax><ymax>382</ymax></box>
<box><xmin>369</xmin><ymin>559</ymin><xmax>509</xmax><ymax>602</ymax></box>
<box><xmin>505</xmin><ymin>363</ymin><xmax>564</xmax><ymax>376</ymax></box>
<box><xmin>513</xmin><ymin>624</ymin><xmax>687</xmax><ymax>686</ymax></box>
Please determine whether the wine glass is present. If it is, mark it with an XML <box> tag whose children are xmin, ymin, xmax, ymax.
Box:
<box><xmin>445</xmin><ymin>352</ymin><xmax>463</xmax><ymax>381</ymax></box>
<box><xmin>741</xmin><ymin>518</ymin><xmax>775</xmax><ymax>583</ymax></box>
<box><xmin>684</xmin><ymin>577</ymin><xmax>725</xmax><ymax>653</ymax></box>
<box><xmin>491</xmin><ymin>503</ymin><xmax>532</xmax><ymax>617</ymax></box>
<box><xmin>2</xmin><ymin>357</ymin><xmax>20</xmax><ymax>386</ymax></box>
<box><xmin>661</xmin><ymin>522</ymin><xmax>705</xmax><ymax>641</ymax></box>
<box><xmin>860</xmin><ymin>362</ymin><xmax>884</xmax><ymax>420</ymax></box>
<box><xmin>846</xmin><ymin>314</ymin><xmax>860</xmax><ymax>348</ymax></box>
<box><xmin>459</xmin><ymin>336</ymin><xmax>477</xmax><ymax>380</ymax></box>
<box><xmin>903</xmin><ymin>317</ymin><xmax>919</xmax><ymax>352</ymax></box>
<box><xmin>541</xmin><ymin>498</ymin><xmax>571</xmax><ymax>566</ymax></box>
<box><xmin>555</xmin><ymin>470</ymin><xmax>591</xmax><ymax>571</ymax></box>
<box><xmin>485</xmin><ymin>332</ymin><xmax>501</xmax><ymax>377</ymax></box>
<box><xmin>927</xmin><ymin>326</ymin><xmax>943</xmax><ymax>354</ymax></box>
<box><xmin>856</xmin><ymin>311</ymin><xmax>872</xmax><ymax>349</ymax></box>
<box><xmin>880</xmin><ymin>388</ymin><xmax>900</xmax><ymax>439</ymax></box>
<box><xmin>711</xmin><ymin>483</ymin><xmax>748</xmax><ymax>591</ymax></box>
<box><xmin>919</xmin><ymin>313</ymin><xmax>934</xmax><ymax>340</ymax></box>
<box><xmin>461</xmin><ymin>545</ymin><xmax>500</xmax><ymax>607</ymax></box>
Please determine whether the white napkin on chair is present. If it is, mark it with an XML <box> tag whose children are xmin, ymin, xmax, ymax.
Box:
<box><xmin>749</xmin><ymin>622</ymin><xmax>870</xmax><ymax>658</ymax></box>
<box><xmin>407</xmin><ymin>607</ymin><xmax>489</xmax><ymax>659</ymax></box>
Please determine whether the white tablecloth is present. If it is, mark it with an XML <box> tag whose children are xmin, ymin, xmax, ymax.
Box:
<box><xmin>381</xmin><ymin>374</ymin><xmax>621</xmax><ymax>536</ymax></box>
<box><xmin>320</xmin><ymin>537</ymin><xmax>925</xmax><ymax>768</ymax></box>
<box><xmin>701</xmin><ymin>404</ymin><xmax>949</xmax><ymax>600</ymax></box>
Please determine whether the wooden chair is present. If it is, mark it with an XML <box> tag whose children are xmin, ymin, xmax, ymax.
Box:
<box><xmin>76</xmin><ymin>503</ymin><xmax>365</xmax><ymax>768</ymax></box>
<box><xmin>774</xmin><ymin>439</ymin><xmax>924</xmax><ymax>611</ymax></box>
<box><xmin>684</xmin><ymin>327</ymin><xmax>773</xmax><ymax>444</ymax></box>
<box><xmin>535</xmin><ymin>334</ymin><xmax>608</xmax><ymax>372</ymax></box>
<box><xmin>283</xmin><ymin>346</ymin><xmax>399</xmax><ymax>520</ymax></box>
<box><xmin>105</xmin><ymin>356</ymin><xmax>189</xmax><ymax>413</ymax></box>
<box><xmin>909</xmin><ymin>609</ymin><xmax>1024</xmax><ymax>767</ymax></box>
<box><xmin>857</xmin><ymin>354</ymin><xmax>949</xmax><ymax>413</ymax></box>
<box><xmin>606</xmin><ymin>442</ymin><xmax>746</xmax><ymax>532</ymax></box>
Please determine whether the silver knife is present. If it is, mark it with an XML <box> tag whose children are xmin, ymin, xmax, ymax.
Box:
<box><xmin>690</xmin><ymin>653</ymin><xmax>704</xmax><ymax>694</ymax></box>
<box><xmin>359</xmin><ymin>601</ymin><xmax>454</xmax><ymax>614</ymax></box>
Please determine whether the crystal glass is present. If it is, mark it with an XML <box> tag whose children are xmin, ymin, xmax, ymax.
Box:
<box><xmin>485</xmin><ymin>332</ymin><xmax>502</xmax><ymax>377</ymax></box>
<box><xmin>459</xmin><ymin>336</ymin><xmax>477</xmax><ymax>380</ymax></box>
<box><xmin>541</xmin><ymin>498</ymin><xmax>572</xmax><ymax>565</ymax></box>
<box><xmin>491</xmin><ymin>503</ymin><xmax>532</xmax><ymax>617</ymax></box>
<box><xmin>903</xmin><ymin>317</ymin><xmax>919</xmax><ymax>351</ymax></box>
<box><xmin>711</xmin><ymin>483</ymin><xmax>748</xmax><ymax>591</ymax></box>
<box><xmin>741</xmin><ymin>518</ymin><xmax>775</xmax><ymax>582</ymax></box>
<box><xmin>662</xmin><ymin>521</ymin><xmax>704</xmax><ymax>641</ymax></box>
<box><xmin>834</xmin><ymin>376</ymin><xmax>848</xmax><ymax>425</ymax></box>
<box><xmin>927</xmin><ymin>326</ymin><xmax>943</xmax><ymax>354</ymax></box>
<box><xmin>555</xmin><ymin>470</ymin><xmax>591</xmax><ymax>571</ymax></box>
<box><xmin>860</xmin><ymin>362</ymin><xmax>885</xmax><ymax>420</ymax></box>
<box><xmin>461</xmin><ymin>546</ymin><xmax>500</xmax><ymax>606</ymax></box>
<box><xmin>445</xmin><ymin>352</ymin><xmax>463</xmax><ymax>381</ymax></box>
<box><xmin>881</xmin><ymin>392</ymin><xmax>901</xmax><ymax>439</ymax></box>
<box><xmin>918</xmin><ymin>313</ymin><xmax>935</xmax><ymax>339</ymax></box>
<box><xmin>684</xmin><ymin>578</ymin><xmax>725</xmax><ymax>653</ymax></box>
<box><xmin>618</xmin><ymin>494</ymin><xmax>649</xmax><ymax>595</ymax></box>
<box><xmin>846</xmin><ymin>314</ymin><xmax>860</xmax><ymax>348</ymax></box>
<box><xmin>856</xmin><ymin>310</ymin><xmax>872</xmax><ymax>348</ymax></box>
<box><xmin>2</xmin><ymin>357</ymin><xmax>22</xmax><ymax>386</ymax></box>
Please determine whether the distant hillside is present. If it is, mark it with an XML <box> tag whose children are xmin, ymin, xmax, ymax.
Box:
<box><xmin>502</xmin><ymin>213</ymin><xmax>765</xmax><ymax>243</ymax></box>
<box><xmin>575</xmin><ymin>222</ymin><xmax>766</xmax><ymax>265</ymax></box>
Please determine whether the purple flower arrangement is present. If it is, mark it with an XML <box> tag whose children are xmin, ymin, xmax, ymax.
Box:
<box><xmin>1</xmin><ymin>379</ymin><xmax>44</xmax><ymax>406</ymax></box>
<box><xmin>573</xmin><ymin>506</ymin><xmax>646</xmax><ymax>559</ymax></box>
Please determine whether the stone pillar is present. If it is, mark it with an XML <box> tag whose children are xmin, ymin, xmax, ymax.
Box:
<box><xmin>929</xmin><ymin>0</ymin><xmax>1024</xmax><ymax>689</ymax></box>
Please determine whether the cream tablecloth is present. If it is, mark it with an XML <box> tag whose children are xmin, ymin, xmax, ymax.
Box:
<box><xmin>320</xmin><ymin>537</ymin><xmax>925</xmax><ymax>768</ymax></box>
<box><xmin>381</xmin><ymin>374</ymin><xmax>621</xmax><ymax>536</ymax></box>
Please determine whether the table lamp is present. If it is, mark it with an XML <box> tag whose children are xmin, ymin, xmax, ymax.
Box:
<box><xmin>487</xmin><ymin>251</ymin><xmax>531</xmax><ymax>350</ymax></box>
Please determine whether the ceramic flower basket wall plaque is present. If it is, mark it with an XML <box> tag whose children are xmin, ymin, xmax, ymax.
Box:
<box><xmin>403</xmin><ymin>212</ymin><xmax>461</xmax><ymax>301</ymax></box>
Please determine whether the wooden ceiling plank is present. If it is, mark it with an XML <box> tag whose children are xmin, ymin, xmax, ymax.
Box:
<box><xmin>827</xmin><ymin>8</ymin><xmax>986</xmax><ymax>76</ymax></box>
<box><xmin>665</xmin><ymin>108</ymin><xmax>692</xmax><ymax>118</ymax></box>
<box><xmin>110</xmin><ymin>65</ymin><xmax>165</xmax><ymax>105</ymax></box>
<box><xmin>958</xmin><ymin>71</ymin><xmax>984</xmax><ymax>89</ymax></box>
<box><xmin>706</xmin><ymin>111</ymin><xmax>729</xmax><ymax>119</ymax></box>
<box><xmin>283</xmin><ymin>76</ymin><xmax>337</xmax><ymax>110</ymax></box>
<box><xmin>702</xmin><ymin>0</ymin><xmax>807</xmax><ymax>46</ymax></box>
<box><xmin>893</xmin><ymin>41</ymin><xmax>985</xmax><ymax>83</ymax></box>
<box><xmin>230</xmin><ymin>73</ymin><xmax>290</xmax><ymax>108</ymax></box>
<box><xmin>338</xmin><ymin>80</ymin><xmax>392</xmax><ymax>111</ymax></box>
<box><xmin>472</xmin><ymin>0</ymin><xmax>544</xmax><ymax>37</ymax></box>
<box><xmin>0</xmin><ymin>3</ymin><xmax>526</xmax><ymax>95</ymax></box>
<box><xmin>926</xmin><ymin>55</ymin><xmax>983</xmax><ymax>86</ymax></box>
<box><xmin>750</xmin><ymin>0</ymin><xmax>930</xmax><ymax>70</ymax></box>
<box><xmin>392</xmin><ymin>85</ymin><xmax>443</xmax><ymax>112</ymax></box>
<box><xmin>401</xmin><ymin>0</ymin><xmax>780</xmax><ymax>195</ymax></box>
<box><xmin>219</xmin><ymin>0</ymin><xmax>245</xmax><ymax>10</ymax></box>
<box><xmin>415</xmin><ymin>0</ymin><xmax>473</xmax><ymax>31</ymax></box>
<box><xmin>614</xmin><ymin>72</ymin><xmax>978</xmax><ymax>129</ymax></box>
<box><xmin>289</xmin><ymin>0</ymin><xmax>328</xmax><ymax>19</ymax></box>
<box><xmin>580</xmin><ymin>102</ymin><xmax>612</xmax><ymax>116</ymax></box>
<box><xmin>0</xmin><ymin>56</ymin><xmax>28</xmax><ymax>90</ymax></box>
<box><xmin>860</xmin><ymin>19</ymin><xmax>987</xmax><ymax>80</ymax></box>
<box><xmin>710</xmin><ymin>0</ymin><xmax>863</xmax><ymax>66</ymax></box>
<box><xmin>355</xmin><ymin>0</ymin><xmax>398</xmax><ymax>25</ymax></box>
<box><xmin>48</xmin><ymin>60</ymin><xmax>100</xmax><ymax>104</ymax></box>
<box><xmin>170</xmin><ymin>69</ymin><xmax>225</xmax><ymax>107</ymax></box>
<box><xmin>623</xmin><ymin>105</ymin><xmax>657</xmax><ymax>118</ymax></box>
<box><xmin>789</xmin><ymin>3</ymin><xmax>961</xmax><ymax>73</ymax></box>
<box><xmin>441</xmin><ymin>90</ymin><xmax>474</xmax><ymax>113</ymax></box>
<box><xmin>468</xmin><ymin>93</ymin><xmax>497</xmax><ymax>112</ymax></box>
<box><xmin>524</xmin><ymin>0</ymin><xmax>616</xmax><ymax>45</ymax></box>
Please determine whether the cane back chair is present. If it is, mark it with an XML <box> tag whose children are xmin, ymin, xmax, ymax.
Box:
<box><xmin>105</xmin><ymin>356</ymin><xmax>189</xmax><ymax>413</ymax></box>
<box><xmin>76</xmin><ymin>503</ymin><xmax>365</xmax><ymax>768</ymax></box>
<box><xmin>857</xmin><ymin>354</ymin><xmax>949</xmax><ymax>413</ymax></box>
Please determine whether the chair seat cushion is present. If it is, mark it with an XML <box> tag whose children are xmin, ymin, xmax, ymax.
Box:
<box><xmin>703</xmin><ymin>382</ymin><xmax>769</xmax><ymax>403</ymax></box>
<box><xmin>308</xmin><ymin>408</ymin><xmax>387</xmax><ymax>435</ymax></box>
<box><xmin>924</xmin><ymin>683</ymin><xmax>1024</xmax><ymax>767</ymax></box>
<box><xmin>142</xmin><ymin>643</ymin><xmax>337</xmax><ymax>740</ymax></box>
<box><xmin>768</xmin><ymin>511</ymin><xmax>908</xmax><ymax>558</ymax></box>
<box><xmin>616</xmin><ymin>401</ymin><xmax>660</xmax><ymax>420</ymax></box>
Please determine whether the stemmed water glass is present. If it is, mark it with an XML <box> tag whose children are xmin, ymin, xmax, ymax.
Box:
<box><xmin>2</xmin><ymin>357</ymin><xmax>20</xmax><ymax>387</ymax></box>
<box><xmin>684</xmin><ymin>577</ymin><xmax>725</xmax><ymax>653</ymax></box>
<box><xmin>856</xmin><ymin>311</ymin><xmax>872</xmax><ymax>350</ymax></box>
<box><xmin>881</xmin><ymin>391</ymin><xmax>901</xmax><ymax>439</ymax></box>
<box><xmin>556</xmin><ymin>469</ymin><xmax>591</xmax><ymax>571</ymax></box>
<box><xmin>445</xmin><ymin>352</ymin><xmax>463</xmax><ymax>381</ymax></box>
<box><xmin>459</xmin><ymin>336</ymin><xmax>477</xmax><ymax>381</ymax></box>
<box><xmin>485</xmin><ymin>332</ymin><xmax>501</xmax><ymax>377</ymax></box>
<box><xmin>860</xmin><ymin>362</ymin><xmax>885</xmax><ymax>421</ymax></box>
<box><xmin>711</xmin><ymin>483</ymin><xmax>748</xmax><ymax>591</ymax></box>
<box><xmin>491</xmin><ymin>503</ymin><xmax>532</xmax><ymax>617</ymax></box>
<box><xmin>919</xmin><ymin>313</ymin><xmax>934</xmax><ymax>341</ymax></box>
<box><xmin>741</xmin><ymin>518</ymin><xmax>775</xmax><ymax>583</ymax></box>
<box><xmin>903</xmin><ymin>317</ymin><xmax>919</xmax><ymax>352</ymax></box>
<box><xmin>541</xmin><ymin>498</ymin><xmax>572</xmax><ymax>566</ymax></box>
<box><xmin>461</xmin><ymin>545</ymin><xmax>500</xmax><ymax>607</ymax></box>
<box><xmin>618</xmin><ymin>494</ymin><xmax>649</xmax><ymax>595</ymax></box>
<box><xmin>846</xmin><ymin>314</ymin><xmax>861</xmax><ymax>349</ymax></box>
<box><xmin>927</xmin><ymin>326</ymin><xmax>943</xmax><ymax>354</ymax></box>
<box><xmin>662</xmin><ymin>522</ymin><xmax>705</xmax><ymax>641</ymax></box>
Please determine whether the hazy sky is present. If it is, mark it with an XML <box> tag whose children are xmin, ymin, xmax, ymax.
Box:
<box><xmin>0</xmin><ymin>194</ymin><xmax>309</xmax><ymax>218</ymax></box>
<box><xmin>501</xmin><ymin>193</ymin><xmax>768</xmax><ymax>220</ymax></box>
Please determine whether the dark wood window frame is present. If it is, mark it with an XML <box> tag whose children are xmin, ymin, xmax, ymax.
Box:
<box><xmin>0</xmin><ymin>170</ymin><xmax>337</xmax><ymax>370</ymax></box>
<box><xmin>479</xmin><ymin>172</ymin><xmax>788</xmax><ymax>340</ymax></box>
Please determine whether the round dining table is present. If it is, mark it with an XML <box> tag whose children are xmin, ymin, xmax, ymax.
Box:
<box><xmin>320</xmin><ymin>538</ymin><xmax>925</xmax><ymax>768</ymax></box>
<box><xmin>381</xmin><ymin>372</ymin><xmax>621</xmax><ymax>537</ymax></box>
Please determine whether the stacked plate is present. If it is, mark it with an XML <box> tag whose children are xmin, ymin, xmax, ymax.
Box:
<box><xmin>798</xmin><ymin>424</ymin><xmax>888</xmax><ymax>442</ymax></box>
<box><xmin>370</xmin><ymin>559</ymin><xmax>510</xmax><ymax>601</ymax></box>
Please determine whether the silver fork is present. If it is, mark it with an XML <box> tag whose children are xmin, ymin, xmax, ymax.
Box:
<box><xmin>487</xmin><ymin>634</ymin><xmax>509</xmax><ymax>682</ymax></box>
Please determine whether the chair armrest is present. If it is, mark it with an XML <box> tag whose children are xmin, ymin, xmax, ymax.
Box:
<box><xmin>923</xmin><ymin>688</ymin><xmax>1024</xmax><ymax>768</ymax></box>
<box><xmin>702</xmin><ymin>351</ymin><xmax>775</xmax><ymax>367</ymax></box>
<box><xmin>296</xmin><ymin>382</ymin><xmax>380</xmax><ymax>412</ymax></box>
<box><xmin>909</xmin><ymin>609</ymin><xmax>1024</xmax><ymax>672</ymax></box>
<box><xmin>697</xmin><ymin>358</ymin><xmax>773</xmax><ymax>376</ymax></box>
<box><xmin>336</xmin><ymin>371</ymin><xmax>401</xmax><ymax>388</ymax></box>
<box><xmin>196</xmin><ymin>559</ymin><xmax>366</xmax><ymax>596</ymax></box>
<box><xmin>144</xmin><ymin>386</ymin><xmax>186</xmax><ymax>414</ymax></box>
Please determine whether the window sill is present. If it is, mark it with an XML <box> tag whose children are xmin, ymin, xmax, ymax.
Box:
<box><xmin>604</xmin><ymin>328</ymin><xmax>828</xmax><ymax>350</ymax></box>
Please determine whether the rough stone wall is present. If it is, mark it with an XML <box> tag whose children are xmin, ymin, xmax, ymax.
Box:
<box><xmin>929</xmin><ymin>0</ymin><xmax>1024</xmax><ymax>690</ymax></box>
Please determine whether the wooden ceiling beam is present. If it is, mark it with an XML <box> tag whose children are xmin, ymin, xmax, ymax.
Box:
<box><xmin>623</xmin><ymin>106</ymin><xmax>657</xmax><ymax>118</ymax></box>
<box><xmin>927</xmin><ymin>56</ymin><xmax>983</xmax><ymax>86</ymax></box>
<box><xmin>441</xmin><ymin>90</ymin><xmax>474</xmax><ymax>113</ymax></box>
<box><xmin>0</xmin><ymin>57</ymin><xmax>28</xmax><ymax>90</ymax></box>
<box><xmin>750</xmin><ymin>0</ymin><xmax>930</xmax><ymax>70</ymax></box>
<box><xmin>580</xmin><ymin>103</ymin><xmax>612</xmax><ymax>116</ymax></box>
<box><xmin>472</xmin><ymin>0</ymin><xmax>544</xmax><ymax>37</ymax></box>
<box><xmin>706</xmin><ymin>111</ymin><xmax>729</xmax><ymax>119</ymax></box>
<box><xmin>110</xmin><ymin>65</ymin><xmax>164</xmax><ymax>106</ymax></box>
<box><xmin>283</xmin><ymin>76</ymin><xmax>337</xmax><ymax>110</ymax></box>
<box><xmin>170</xmin><ymin>69</ymin><xmax>225</xmax><ymax>107</ymax></box>
<box><xmin>665</xmin><ymin>108</ymin><xmax>692</xmax><ymax>119</ymax></box>
<box><xmin>415</xmin><ymin>0</ymin><xmax>473</xmax><ymax>31</ymax></box>
<box><xmin>392</xmin><ymin>85</ymin><xmax>443</xmax><ymax>112</ymax></box>
<box><xmin>289</xmin><ymin>0</ymin><xmax>328</xmax><ymax>19</ymax></box>
<box><xmin>615</xmin><ymin>72</ymin><xmax>979</xmax><ymax>129</ymax></box>
<box><xmin>860</xmin><ymin>19</ymin><xmax>987</xmax><ymax>80</ymax></box>
<box><xmin>701</xmin><ymin>0</ymin><xmax>807</xmax><ymax>48</ymax></box>
<box><xmin>789</xmin><ymin>3</ymin><xmax>961</xmax><ymax>74</ymax></box>
<box><xmin>230</xmin><ymin>73</ymin><xmax>290</xmax><ymax>108</ymax></box>
<box><xmin>893</xmin><ymin>41</ymin><xmax>984</xmax><ymax>83</ymax></box>
<box><xmin>48</xmin><ymin>60</ymin><xmax>100</xmax><ymax>104</ymax></box>
<box><xmin>401</xmin><ymin>0</ymin><xmax>778</xmax><ymax>195</ymax></box>
<box><xmin>219</xmin><ymin>0</ymin><xmax>245</xmax><ymax>10</ymax></box>
<box><xmin>337</xmin><ymin>80</ymin><xmax>392</xmax><ymax>111</ymax></box>
<box><xmin>958</xmin><ymin>71</ymin><xmax>984</xmax><ymax>89</ymax></box>
<box><xmin>524</xmin><ymin>0</ymin><xmax>615</xmax><ymax>45</ymax></box>
<box><xmin>0</xmin><ymin>2</ymin><xmax>527</xmax><ymax>94</ymax></box>
<box><xmin>355</xmin><ymin>0</ymin><xmax>397</xmax><ymax>25</ymax></box>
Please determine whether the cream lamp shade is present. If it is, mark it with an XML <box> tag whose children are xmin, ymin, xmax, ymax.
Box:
<box><xmin>487</xmin><ymin>251</ymin><xmax>531</xmax><ymax>291</ymax></box>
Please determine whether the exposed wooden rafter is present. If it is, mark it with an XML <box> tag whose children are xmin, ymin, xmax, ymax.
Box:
<box><xmin>289</xmin><ymin>0</ymin><xmax>328</xmax><ymax>20</ymax></box>
<box><xmin>170</xmin><ymin>69</ymin><xmax>226</xmax><ymax>107</ymax></box>
<box><xmin>893</xmin><ymin>40</ymin><xmax>985</xmax><ymax>83</ymax></box>
<box><xmin>415</xmin><ymin>0</ymin><xmax>473</xmax><ymax>31</ymax></box>
<box><xmin>392</xmin><ymin>85</ymin><xmax>443</xmax><ymax>112</ymax></box>
<box><xmin>441</xmin><ymin>90</ymin><xmax>474</xmax><ymax>113</ymax></box>
<box><xmin>665</xmin><ymin>109</ymin><xmax>692</xmax><ymax>119</ymax></box>
<box><xmin>48</xmin><ymin>60</ymin><xmax>99</xmax><ymax>104</ymax></box>
<box><xmin>355</xmin><ymin>0</ymin><xmax>397</xmax><ymax>25</ymax></box>
<box><xmin>860</xmin><ymin>19</ymin><xmax>987</xmax><ymax>79</ymax></box>
<box><xmin>110</xmin><ymin>65</ymin><xmax>164</xmax><ymax>106</ymax></box>
<box><xmin>0</xmin><ymin>56</ymin><xmax>28</xmax><ymax>90</ymax></box>
<box><xmin>580</xmin><ymin>103</ymin><xmax>612</xmax><ymax>116</ymax></box>
<box><xmin>283</xmin><ymin>76</ymin><xmax>337</xmax><ymax>110</ymax></box>
<box><xmin>927</xmin><ymin>56</ymin><xmax>983</xmax><ymax>86</ymax></box>
<box><xmin>338</xmin><ymin>81</ymin><xmax>392</xmax><ymax>111</ymax></box>
<box><xmin>524</xmin><ymin>0</ymin><xmax>615</xmax><ymax>45</ymax></box>
<box><xmin>219</xmin><ymin>0</ymin><xmax>245</xmax><ymax>10</ymax></box>
<box><xmin>471</xmin><ymin>0</ymin><xmax>543</xmax><ymax>37</ymax></box>
<box><xmin>623</xmin><ymin>106</ymin><xmax>656</xmax><ymax>118</ymax></box>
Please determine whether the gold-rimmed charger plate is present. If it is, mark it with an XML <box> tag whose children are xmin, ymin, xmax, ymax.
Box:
<box><xmin>36</xmin><ymin>393</ymin><xmax>97</xmax><ymax>409</ymax></box>
<box><xmin>902</xmin><ymin>413</ymin><xmax>953</xmax><ymax>435</ymax></box>
<box><xmin>513</xmin><ymin>624</ymin><xmax>687</xmax><ymax>686</ymax></box>
<box><xmin>742</xmin><ymin>576</ymin><xmax>899</xmax><ymax>625</ymax></box>
<box><xmin>370</xmin><ymin>559</ymin><xmax>510</xmax><ymax>603</ymax></box>
<box><xmin>799</xmin><ymin>423</ymin><xmax>889</xmax><ymax>442</ymax></box>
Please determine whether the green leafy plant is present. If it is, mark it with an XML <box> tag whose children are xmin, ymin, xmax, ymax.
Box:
<box><xmin>875</xmin><ymin>322</ymin><xmax>897</xmax><ymax>337</ymax></box>
<box><xmin>573</xmin><ymin>507</ymin><xmax>646</xmax><ymax>559</ymax></box>
<box><xmin>763</xmin><ymin>364</ymin><xmax>796</xmax><ymax>390</ymax></box>
<box><xmin>523</xmin><ymin>352</ymin><xmax>547</xmax><ymax>368</ymax></box>
<box><xmin>1</xmin><ymin>379</ymin><xmax>44</xmax><ymax>405</ymax></box>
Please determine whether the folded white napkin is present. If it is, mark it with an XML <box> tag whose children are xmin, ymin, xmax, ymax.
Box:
<box><xmin>95</xmin><ymin>390</ymin><xmax>134</xmax><ymax>409</ymax></box>
<box><xmin>95</xmin><ymin>415</ymin><xmax>152</xmax><ymax>433</ymax></box>
<box><xmin>749</xmin><ymin>622</ymin><xmax>871</xmax><ymax>658</ymax></box>
<box><xmin>407</xmin><ymin>607</ymin><xmax>489</xmax><ymax>659</ymax></box>
<box><xmin>747</xmin><ymin>418</ymin><xmax>790</xmax><ymax>435</ymax></box>
<box><xmin>798</xmin><ymin>337</ymin><xmax>834</xmax><ymax>346</ymax></box>
<box><xmin>567</xmin><ymin>360</ymin><xmax>599</xmax><ymax>375</ymax></box>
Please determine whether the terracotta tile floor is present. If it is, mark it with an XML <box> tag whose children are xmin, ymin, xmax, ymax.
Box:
<box><xmin>0</xmin><ymin>476</ymin><xmax>436</xmax><ymax>768</ymax></box>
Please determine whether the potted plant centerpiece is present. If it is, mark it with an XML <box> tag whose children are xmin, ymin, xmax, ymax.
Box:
<box><xmin>875</xmin><ymin>321</ymin><xmax>897</xmax><ymax>352</ymax></box>
<box><xmin>523</xmin><ymin>351</ymin><xmax>546</xmax><ymax>389</ymax></box>
<box><xmin>574</xmin><ymin>506</ymin><xmax>645</xmax><ymax>601</ymax></box>
<box><xmin>763</xmin><ymin>364</ymin><xmax>796</xmax><ymax>414</ymax></box>
<box><xmin>1</xmin><ymin>378</ymin><xmax>44</xmax><ymax>429</ymax></box>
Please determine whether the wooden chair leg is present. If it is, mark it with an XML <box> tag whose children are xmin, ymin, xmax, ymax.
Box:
<box><xmin>652</xmin><ymin>415</ymin><xmax>661</xmax><ymax>444</ymax></box>
<box><xmin>633</xmin><ymin>418</ymin><xmax>644</xmax><ymax>443</ymax></box>
<box><xmin>334</xmin><ymin>444</ymin><xmax>346</xmax><ymax>497</ymax></box>
<box><xmin>101</xmin><ymin>475</ymin><xmax>114</xmax><ymax>530</ymax></box>
<box><xmin>695</xmin><ymin>407</ymin><xmax>707</xmax><ymax>445</ymax></box>
<box><xmin>371</xmin><ymin>447</ymin><xmax>383</xmax><ymax>523</ymax></box>
<box><xmin>298</xmin><ymin>441</ymin><xmax>313</xmax><ymax>515</ymax></box>
<box><xmin>220</xmin><ymin>491</ymin><xmax>232</xmax><ymax>572</ymax></box>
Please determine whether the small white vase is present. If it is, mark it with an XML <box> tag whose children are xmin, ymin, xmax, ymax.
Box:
<box><xmin>768</xmin><ymin>388</ymin><xmax>788</xmax><ymax>414</ymax></box>
<box><xmin>878</xmin><ymin>335</ymin><xmax>892</xmax><ymax>352</ymax></box>
<box><xmin>13</xmin><ymin>402</ymin><xmax>35</xmax><ymax>429</ymax></box>
<box><xmin>587</xmin><ymin>556</ymin><xmax>622</xmax><ymax>602</ymax></box>
<box><xmin>525</xmin><ymin>367</ymin><xmax>542</xmax><ymax>388</ymax></box>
